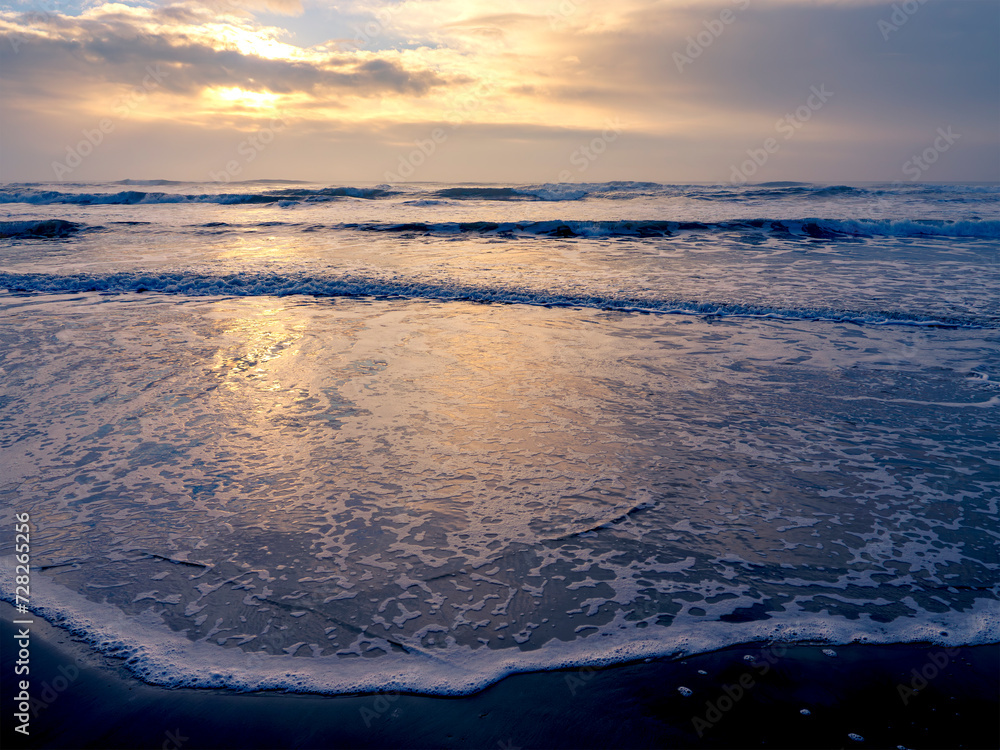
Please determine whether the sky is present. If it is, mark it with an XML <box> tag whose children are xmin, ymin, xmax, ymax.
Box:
<box><xmin>0</xmin><ymin>0</ymin><xmax>997</xmax><ymax>184</ymax></box>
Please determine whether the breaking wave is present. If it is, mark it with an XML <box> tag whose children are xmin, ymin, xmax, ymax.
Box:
<box><xmin>0</xmin><ymin>271</ymin><xmax>992</xmax><ymax>328</ymax></box>
<box><xmin>4</xmin><ymin>181</ymin><xmax>998</xmax><ymax>208</ymax></box>
<box><xmin>347</xmin><ymin>218</ymin><xmax>1000</xmax><ymax>239</ymax></box>
<box><xmin>0</xmin><ymin>186</ymin><xmax>396</xmax><ymax>205</ymax></box>
<box><xmin>0</xmin><ymin>219</ymin><xmax>83</xmax><ymax>238</ymax></box>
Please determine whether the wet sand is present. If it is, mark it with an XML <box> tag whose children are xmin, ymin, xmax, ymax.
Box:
<box><xmin>3</xmin><ymin>601</ymin><xmax>997</xmax><ymax>749</ymax></box>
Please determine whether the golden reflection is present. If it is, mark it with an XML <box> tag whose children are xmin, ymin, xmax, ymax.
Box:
<box><xmin>213</xmin><ymin>233</ymin><xmax>307</xmax><ymax>262</ymax></box>
<box><xmin>211</xmin><ymin>302</ymin><xmax>305</xmax><ymax>400</ymax></box>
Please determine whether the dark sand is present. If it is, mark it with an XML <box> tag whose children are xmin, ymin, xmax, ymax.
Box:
<box><xmin>3</xmin><ymin>601</ymin><xmax>997</xmax><ymax>750</ymax></box>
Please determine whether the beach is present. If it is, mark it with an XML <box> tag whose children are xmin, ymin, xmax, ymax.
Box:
<box><xmin>1</xmin><ymin>181</ymin><xmax>998</xmax><ymax>748</ymax></box>
<box><xmin>4</xmin><ymin>601</ymin><xmax>998</xmax><ymax>749</ymax></box>
<box><xmin>2</xmin><ymin>0</ymin><xmax>999</xmax><ymax>745</ymax></box>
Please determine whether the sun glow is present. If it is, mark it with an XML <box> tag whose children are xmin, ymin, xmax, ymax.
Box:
<box><xmin>210</xmin><ymin>86</ymin><xmax>282</xmax><ymax>110</ymax></box>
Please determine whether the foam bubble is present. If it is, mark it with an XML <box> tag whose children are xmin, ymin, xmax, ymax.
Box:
<box><xmin>0</xmin><ymin>271</ymin><xmax>990</xmax><ymax>329</ymax></box>
<box><xmin>2</xmin><ymin>557</ymin><xmax>996</xmax><ymax>696</ymax></box>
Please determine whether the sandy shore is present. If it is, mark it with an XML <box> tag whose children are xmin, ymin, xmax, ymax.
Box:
<box><xmin>2</xmin><ymin>601</ymin><xmax>997</xmax><ymax>750</ymax></box>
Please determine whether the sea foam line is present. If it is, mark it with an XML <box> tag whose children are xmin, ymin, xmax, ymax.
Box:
<box><xmin>0</xmin><ymin>271</ymin><xmax>992</xmax><ymax>329</ymax></box>
<box><xmin>831</xmin><ymin>394</ymin><xmax>1000</xmax><ymax>409</ymax></box>
<box><xmin>347</xmin><ymin>217</ymin><xmax>1000</xmax><ymax>239</ymax></box>
<box><xmin>3</xmin><ymin>181</ymin><xmax>1000</xmax><ymax>207</ymax></box>
<box><xmin>0</xmin><ymin>557</ymin><xmax>997</xmax><ymax>697</ymax></box>
<box><xmin>4</xmin><ymin>215</ymin><xmax>999</xmax><ymax>240</ymax></box>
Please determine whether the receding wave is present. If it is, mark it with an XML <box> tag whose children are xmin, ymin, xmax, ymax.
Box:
<box><xmin>0</xmin><ymin>271</ymin><xmax>991</xmax><ymax>328</ymax></box>
<box><xmin>2</xmin><ymin>557</ymin><xmax>997</xmax><ymax>696</ymax></box>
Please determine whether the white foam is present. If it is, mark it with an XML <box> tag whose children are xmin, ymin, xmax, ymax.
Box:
<box><xmin>0</xmin><ymin>271</ymin><xmax>990</xmax><ymax>329</ymax></box>
<box><xmin>2</xmin><ymin>556</ymin><xmax>997</xmax><ymax>696</ymax></box>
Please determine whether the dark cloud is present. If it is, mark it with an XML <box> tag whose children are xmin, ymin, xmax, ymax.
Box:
<box><xmin>0</xmin><ymin>0</ymin><xmax>995</xmax><ymax>182</ymax></box>
<box><xmin>0</xmin><ymin>10</ymin><xmax>448</xmax><ymax>97</ymax></box>
<box><xmin>549</xmin><ymin>0</ymin><xmax>999</xmax><ymax>138</ymax></box>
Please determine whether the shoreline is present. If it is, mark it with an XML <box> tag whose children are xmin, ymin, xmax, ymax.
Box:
<box><xmin>3</xmin><ymin>601</ymin><xmax>998</xmax><ymax>750</ymax></box>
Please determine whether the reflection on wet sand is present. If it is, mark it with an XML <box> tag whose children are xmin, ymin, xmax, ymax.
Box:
<box><xmin>1</xmin><ymin>293</ymin><xmax>997</xmax><ymax>691</ymax></box>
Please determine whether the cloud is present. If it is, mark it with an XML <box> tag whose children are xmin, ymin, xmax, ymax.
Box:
<box><xmin>445</xmin><ymin>12</ymin><xmax>542</xmax><ymax>25</ymax></box>
<box><xmin>232</xmin><ymin>0</ymin><xmax>304</xmax><ymax>15</ymax></box>
<box><xmin>0</xmin><ymin>2</ymin><xmax>448</xmax><ymax>100</ymax></box>
<box><xmin>0</xmin><ymin>0</ymin><xmax>995</xmax><ymax>181</ymax></box>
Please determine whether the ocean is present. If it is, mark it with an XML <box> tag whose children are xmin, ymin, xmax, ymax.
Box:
<box><xmin>1</xmin><ymin>180</ymin><xmax>998</xmax><ymax>697</ymax></box>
